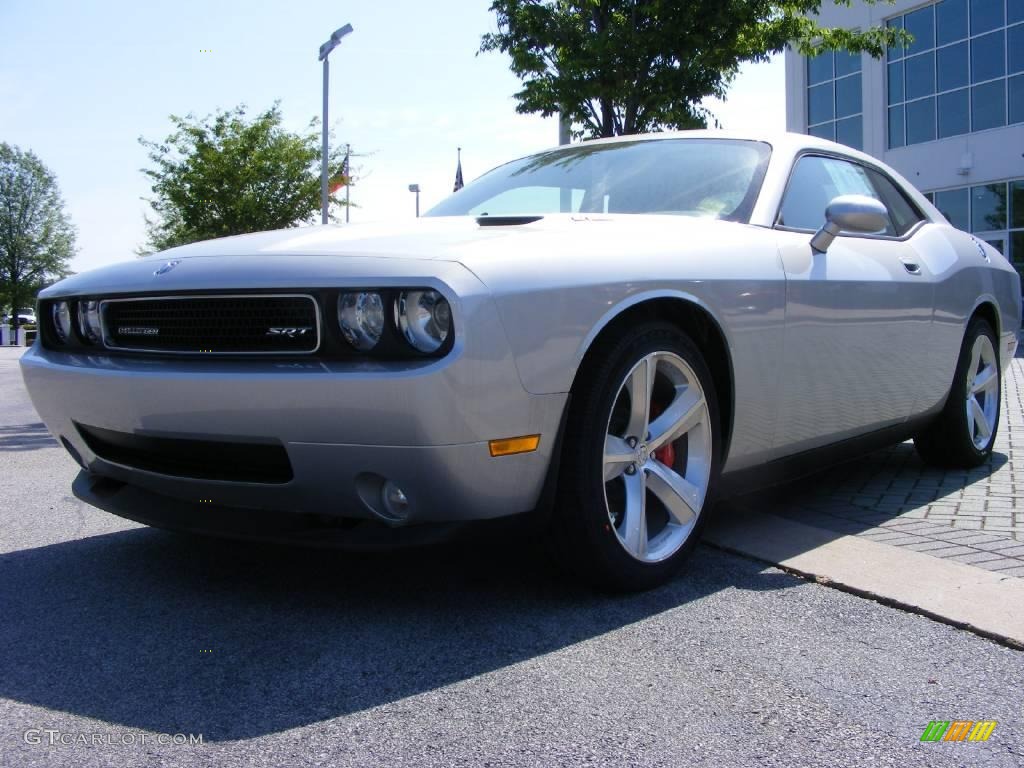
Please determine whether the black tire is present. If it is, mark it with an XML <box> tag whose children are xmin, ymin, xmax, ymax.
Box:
<box><xmin>550</xmin><ymin>322</ymin><xmax>722</xmax><ymax>591</ymax></box>
<box><xmin>914</xmin><ymin>318</ymin><xmax>1000</xmax><ymax>468</ymax></box>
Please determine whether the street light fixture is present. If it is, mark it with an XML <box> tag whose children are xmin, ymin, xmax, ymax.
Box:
<box><xmin>319</xmin><ymin>23</ymin><xmax>353</xmax><ymax>225</ymax></box>
<box><xmin>408</xmin><ymin>184</ymin><xmax>421</xmax><ymax>217</ymax></box>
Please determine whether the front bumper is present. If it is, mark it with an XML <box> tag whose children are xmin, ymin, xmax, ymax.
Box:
<box><xmin>20</xmin><ymin>283</ymin><xmax>567</xmax><ymax>528</ymax></box>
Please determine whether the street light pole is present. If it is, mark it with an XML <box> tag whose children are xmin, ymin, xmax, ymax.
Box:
<box><xmin>318</xmin><ymin>23</ymin><xmax>353</xmax><ymax>225</ymax></box>
<box><xmin>321</xmin><ymin>57</ymin><xmax>330</xmax><ymax>224</ymax></box>
<box><xmin>408</xmin><ymin>184</ymin><xmax>420</xmax><ymax>217</ymax></box>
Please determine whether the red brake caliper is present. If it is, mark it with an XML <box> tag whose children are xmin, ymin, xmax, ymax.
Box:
<box><xmin>649</xmin><ymin>399</ymin><xmax>675</xmax><ymax>467</ymax></box>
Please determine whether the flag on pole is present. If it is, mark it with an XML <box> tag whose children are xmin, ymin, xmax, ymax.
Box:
<box><xmin>453</xmin><ymin>147</ymin><xmax>464</xmax><ymax>192</ymax></box>
<box><xmin>329</xmin><ymin>148</ymin><xmax>351</xmax><ymax>194</ymax></box>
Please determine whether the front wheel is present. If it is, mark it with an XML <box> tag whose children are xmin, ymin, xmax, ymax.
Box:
<box><xmin>551</xmin><ymin>323</ymin><xmax>721</xmax><ymax>591</ymax></box>
<box><xmin>914</xmin><ymin>317</ymin><xmax>1001</xmax><ymax>468</ymax></box>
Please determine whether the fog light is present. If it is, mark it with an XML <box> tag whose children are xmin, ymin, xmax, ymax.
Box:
<box><xmin>381</xmin><ymin>480</ymin><xmax>410</xmax><ymax>520</ymax></box>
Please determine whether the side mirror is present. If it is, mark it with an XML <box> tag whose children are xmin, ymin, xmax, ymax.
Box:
<box><xmin>810</xmin><ymin>194</ymin><xmax>889</xmax><ymax>253</ymax></box>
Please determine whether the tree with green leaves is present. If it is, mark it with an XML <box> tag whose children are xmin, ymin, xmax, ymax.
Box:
<box><xmin>481</xmin><ymin>0</ymin><xmax>906</xmax><ymax>138</ymax></box>
<box><xmin>0</xmin><ymin>143</ymin><xmax>75</xmax><ymax>330</ymax></box>
<box><xmin>139</xmin><ymin>103</ymin><xmax>348</xmax><ymax>253</ymax></box>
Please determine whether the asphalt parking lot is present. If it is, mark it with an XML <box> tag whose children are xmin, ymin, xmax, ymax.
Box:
<box><xmin>2</xmin><ymin>345</ymin><xmax>1023</xmax><ymax>768</ymax></box>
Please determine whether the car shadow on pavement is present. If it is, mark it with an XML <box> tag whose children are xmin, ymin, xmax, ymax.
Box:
<box><xmin>0</xmin><ymin>525</ymin><xmax>796</xmax><ymax>742</ymax></box>
<box><xmin>724</xmin><ymin>441</ymin><xmax>1010</xmax><ymax>545</ymax></box>
<box><xmin>0</xmin><ymin>422</ymin><xmax>57</xmax><ymax>452</ymax></box>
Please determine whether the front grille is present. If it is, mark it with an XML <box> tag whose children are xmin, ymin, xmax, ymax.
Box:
<box><xmin>76</xmin><ymin>423</ymin><xmax>293</xmax><ymax>484</ymax></box>
<box><xmin>102</xmin><ymin>294</ymin><xmax>319</xmax><ymax>354</ymax></box>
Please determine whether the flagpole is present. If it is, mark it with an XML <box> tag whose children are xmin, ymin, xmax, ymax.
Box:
<box><xmin>345</xmin><ymin>143</ymin><xmax>351</xmax><ymax>224</ymax></box>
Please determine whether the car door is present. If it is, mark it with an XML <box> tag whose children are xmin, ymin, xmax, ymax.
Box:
<box><xmin>772</xmin><ymin>153</ymin><xmax>934</xmax><ymax>454</ymax></box>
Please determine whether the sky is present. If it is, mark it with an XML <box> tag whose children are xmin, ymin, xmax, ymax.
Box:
<box><xmin>0</xmin><ymin>0</ymin><xmax>785</xmax><ymax>274</ymax></box>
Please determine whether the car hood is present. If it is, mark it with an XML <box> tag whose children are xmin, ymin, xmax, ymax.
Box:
<box><xmin>41</xmin><ymin>214</ymin><xmax>758</xmax><ymax>297</ymax></box>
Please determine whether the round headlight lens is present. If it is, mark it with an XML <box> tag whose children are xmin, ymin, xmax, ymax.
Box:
<box><xmin>77</xmin><ymin>300</ymin><xmax>102</xmax><ymax>343</ymax></box>
<box><xmin>397</xmin><ymin>290</ymin><xmax>451</xmax><ymax>353</ymax></box>
<box><xmin>337</xmin><ymin>292</ymin><xmax>385</xmax><ymax>351</ymax></box>
<box><xmin>52</xmin><ymin>301</ymin><xmax>72</xmax><ymax>343</ymax></box>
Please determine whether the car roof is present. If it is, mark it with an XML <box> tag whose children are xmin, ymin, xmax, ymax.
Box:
<box><xmin>534</xmin><ymin>129</ymin><xmax>877</xmax><ymax>164</ymax></box>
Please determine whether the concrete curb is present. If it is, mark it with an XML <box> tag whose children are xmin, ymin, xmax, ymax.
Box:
<box><xmin>705</xmin><ymin>503</ymin><xmax>1024</xmax><ymax>649</ymax></box>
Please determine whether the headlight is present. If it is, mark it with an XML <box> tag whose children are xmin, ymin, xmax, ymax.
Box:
<box><xmin>52</xmin><ymin>301</ymin><xmax>72</xmax><ymax>342</ymax></box>
<box><xmin>397</xmin><ymin>289</ymin><xmax>451</xmax><ymax>353</ymax></box>
<box><xmin>77</xmin><ymin>300</ymin><xmax>102</xmax><ymax>343</ymax></box>
<box><xmin>337</xmin><ymin>292</ymin><xmax>385</xmax><ymax>351</ymax></box>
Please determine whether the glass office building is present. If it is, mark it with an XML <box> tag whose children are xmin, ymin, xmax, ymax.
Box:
<box><xmin>786</xmin><ymin>0</ymin><xmax>1024</xmax><ymax>283</ymax></box>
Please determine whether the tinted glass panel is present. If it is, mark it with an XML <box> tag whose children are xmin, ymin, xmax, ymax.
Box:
<box><xmin>935</xmin><ymin>188</ymin><xmax>970</xmax><ymax>230</ymax></box>
<box><xmin>972</xmin><ymin>79</ymin><xmax>1006</xmax><ymax>129</ymax></box>
<box><xmin>888</xmin><ymin>61</ymin><xmax>904</xmax><ymax>103</ymax></box>
<box><xmin>1012</xmin><ymin>231</ymin><xmax>1024</xmax><ymax>266</ymax></box>
<box><xmin>937</xmin><ymin>42</ymin><xmax>969</xmax><ymax>90</ymax></box>
<box><xmin>887</xmin><ymin>17</ymin><xmax>905</xmax><ymax>59</ymax></box>
<box><xmin>971</xmin><ymin>30</ymin><xmax>1005</xmax><ymax>82</ymax></box>
<box><xmin>808</xmin><ymin>82</ymin><xmax>835</xmax><ymax>124</ymax></box>
<box><xmin>1011</xmin><ymin>74</ymin><xmax>1024</xmax><ymax>123</ymax></box>
<box><xmin>836</xmin><ymin>74</ymin><xmax>862</xmax><ymax>118</ymax></box>
<box><xmin>905</xmin><ymin>6</ymin><xmax>936</xmax><ymax>53</ymax></box>
<box><xmin>972</xmin><ymin>183</ymin><xmax>1008</xmax><ymax>231</ymax></box>
<box><xmin>1009</xmin><ymin>24</ymin><xmax>1024</xmax><ymax>74</ymax></box>
<box><xmin>1011</xmin><ymin>181</ymin><xmax>1024</xmax><ymax>228</ymax></box>
<box><xmin>867</xmin><ymin>169</ymin><xmax>923</xmax><ymax>236</ymax></box>
<box><xmin>907</xmin><ymin>97</ymin><xmax>937</xmax><ymax>143</ymax></box>
<box><xmin>888</xmin><ymin>105</ymin><xmax>906</xmax><ymax>147</ymax></box>
<box><xmin>836</xmin><ymin>116</ymin><xmax>863</xmax><ymax>149</ymax></box>
<box><xmin>938</xmin><ymin>88</ymin><xmax>971</xmax><ymax>136</ymax></box>
<box><xmin>970</xmin><ymin>0</ymin><xmax>1004</xmax><ymax>34</ymax></box>
<box><xmin>780</xmin><ymin>156</ymin><xmax>879</xmax><ymax>231</ymax></box>
<box><xmin>808</xmin><ymin>52</ymin><xmax>834</xmax><ymax>85</ymax></box>
<box><xmin>937</xmin><ymin>0</ymin><xmax>969</xmax><ymax>44</ymax></box>
<box><xmin>1011</xmin><ymin>0</ymin><xmax>1024</xmax><ymax>24</ymax></box>
<box><xmin>809</xmin><ymin>121</ymin><xmax>836</xmax><ymax>140</ymax></box>
<box><xmin>835</xmin><ymin>50</ymin><xmax>861</xmax><ymax>77</ymax></box>
<box><xmin>906</xmin><ymin>52</ymin><xmax>936</xmax><ymax>99</ymax></box>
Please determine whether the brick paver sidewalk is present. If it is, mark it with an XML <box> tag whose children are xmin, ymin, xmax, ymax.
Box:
<box><xmin>737</xmin><ymin>345</ymin><xmax>1024</xmax><ymax>578</ymax></box>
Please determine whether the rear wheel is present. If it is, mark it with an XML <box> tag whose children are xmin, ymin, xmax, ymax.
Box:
<box><xmin>914</xmin><ymin>318</ymin><xmax>1000</xmax><ymax>468</ymax></box>
<box><xmin>552</xmin><ymin>323</ymin><xmax>721</xmax><ymax>591</ymax></box>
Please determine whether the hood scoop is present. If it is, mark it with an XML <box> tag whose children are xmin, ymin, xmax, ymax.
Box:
<box><xmin>475</xmin><ymin>215</ymin><xmax>544</xmax><ymax>227</ymax></box>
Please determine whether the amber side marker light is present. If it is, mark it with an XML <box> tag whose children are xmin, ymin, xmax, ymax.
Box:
<box><xmin>489</xmin><ymin>434</ymin><xmax>541</xmax><ymax>457</ymax></box>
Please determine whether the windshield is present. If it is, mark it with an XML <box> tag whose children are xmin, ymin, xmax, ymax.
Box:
<box><xmin>426</xmin><ymin>138</ymin><xmax>771</xmax><ymax>222</ymax></box>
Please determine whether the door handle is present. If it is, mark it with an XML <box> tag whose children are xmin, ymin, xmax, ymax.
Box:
<box><xmin>900</xmin><ymin>259</ymin><xmax>922</xmax><ymax>275</ymax></box>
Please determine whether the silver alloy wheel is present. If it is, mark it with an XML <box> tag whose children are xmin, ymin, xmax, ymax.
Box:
<box><xmin>966</xmin><ymin>334</ymin><xmax>999</xmax><ymax>450</ymax></box>
<box><xmin>602</xmin><ymin>351</ymin><xmax>712</xmax><ymax>563</ymax></box>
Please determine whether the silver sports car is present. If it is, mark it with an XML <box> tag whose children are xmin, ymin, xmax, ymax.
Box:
<box><xmin>21</xmin><ymin>131</ymin><xmax>1022</xmax><ymax>590</ymax></box>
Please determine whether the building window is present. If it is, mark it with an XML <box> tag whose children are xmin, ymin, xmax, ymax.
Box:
<box><xmin>807</xmin><ymin>49</ymin><xmax>863</xmax><ymax>149</ymax></box>
<box><xmin>924</xmin><ymin>178</ymin><xmax>1024</xmax><ymax>282</ymax></box>
<box><xmin>887</xmin><ymin>0</ymin><xmax>1024</xmax><ymax>148</ymax></box>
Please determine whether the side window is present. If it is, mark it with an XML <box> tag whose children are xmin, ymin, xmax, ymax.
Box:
<box><xmin>865</xmin><ymin>169</ymin><xmax>925</xmax><ymax>236</ymax></box>
<box><xmin>779</xmin><ymin>155</ymin><xmax>894</xmax><ymax>234</ymax></box>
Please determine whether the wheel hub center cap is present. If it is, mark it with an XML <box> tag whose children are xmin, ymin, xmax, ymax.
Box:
<box><xmin>636</xmin><ymin>443</ymin><xmax>650</xmax><ymax>465</ymax></box>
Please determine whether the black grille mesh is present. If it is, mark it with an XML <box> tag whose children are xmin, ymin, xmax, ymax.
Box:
<box><xmin>104</xmin><ymin>295</ymin><xmax>318</xmax><ymax>353</ymax></box>
<box><xmin>77</xmin><ymin>423</ymin><xmax>293</xmax><ymax>483</ymax></box>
